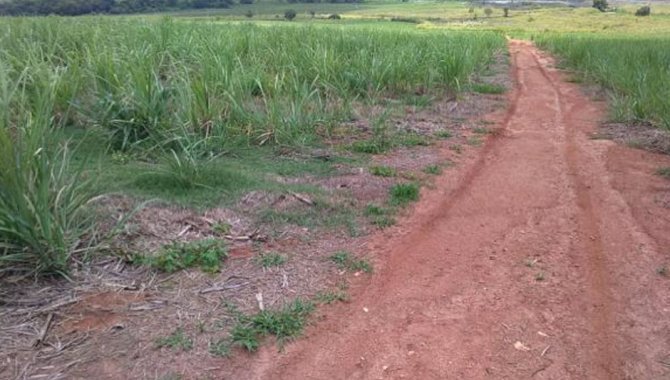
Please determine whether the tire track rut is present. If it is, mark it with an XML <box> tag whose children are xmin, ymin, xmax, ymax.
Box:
<box><xmin>227</xmin><ymin>39</ymin><xmax>670</xmax><ymax>380</ymax></box>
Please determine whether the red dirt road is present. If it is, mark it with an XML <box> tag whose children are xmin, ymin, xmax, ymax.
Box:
<box><xmin>231</xmin><ymin>41</ymin><xmax>670</xmax><ymax>379</ymax></box>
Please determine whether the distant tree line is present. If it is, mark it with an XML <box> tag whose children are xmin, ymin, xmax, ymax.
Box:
<box><xmin>0</xmin><ymin>0</ymin><xmax>237</xmax><ymax>16</ymax></box>
<box><xmin>284</xmin><ymin>0</ymin><xmax>361</xmax><ymax>3</ymax></box>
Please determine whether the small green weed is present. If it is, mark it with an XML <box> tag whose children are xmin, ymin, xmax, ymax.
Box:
<box><xmin>657</xmin><ymin>266</ymin><xmax>668</xmax><ymax>277</ymax></box>
<box><xmin>155</xmin><ymin>328</ymin><xmax>193</xmax><ymax>351</ymax></box>
<box><xmin>372</xmin><ymin>215</ymin><xmax>396</xmax><ymax>228</ymax></box>
<box><xmin>364</xmin><ymin>204</ymin><xmax>396</xmax><ymax>228</ymax></box>
<box><xmin>329</xmin><ymin>251</ymin><xmax>373</xmax><ymax>273</ymax></box>
<box><xmin>390</xmin><ymin>183</ymin><xmax>420</xmax><ymax>206</ymax></box>
<box><xmin>370</xmin><ymin>166</ymin><xmax>397</xmax><ymax>177</ymax></box>
<box><xmin>229</xmin><ymin>299</ymin><xmax>315</xmax><ymax>352</ymax></box>
<box><xmin>208</xmin><ymin>338</ymin><xmax>231</xmax><ymax>357</ymax></box>
<box><xmin>350</xmin><ymin>139</ymin><xmax>391</xmax><ymax>154</ymax></box>
<box><xmin>212</xmin><ymin>222</ymin><xmax>232</xmax><ymax>235</ymax></box>
<box><xmin>473</xmin><ymin>127</ymin><xmax>490</xmax><ymax>134</ymax></box>
<box><xmin>435</xmin><ymin>130</ymin><xmax>453</xmax><ymax>139</ymax></box>
<box><xmin>349</xmin><ymin>258</ymin><xmax>373</xmax><ymax>273</ymax></box>
<box><xmin>467</xmin><ymin>136</ymin><xmax>483</xmax><ymax>146</ymax></box>
<box><xmin>315</xmin><ymin>289</ymin><xmax>349</xmax><ymax>304</ymax></box>
<box><xmin>364</xmin><ymin>204</ymin><xmax>386</xmax><ymax>217</ymax></box>
<box><xmin>230</xmin><ymin>324</ymin><xmax>260</xmax><ymax>352</ymax></box>
<box><xmin>535</xmin><ymin>272</ymin><xmax>545</xmax><ymax>281</ymax></box>
<box><xmin>329</xmin><ymin>251</ymin><xmax>350</xmax><ymax>267</ymax></box>
<box><xmin>450</xmin><ymin>144</ymin><xmax>463</xmax><ymax>154</ymax></box>
<box><xmin>140</xmin><ymin>238</ymin><xmax>227</xmax><ymax>273</ymax></box>
<box><xmin>398</xmin><ymin>133</ymin><xmax>430</xmax><ymax>147</ymax></box>
<box><xmin>423</xmin><ymin>165</ymin><xmax>442</xmax><ymax>175</ymax></box>
<box><xmin>655</xmin><ymin>167</ymin><xmax>670</xmax><ymax>180</ymax></box>
<box><xmin>256</xmin><ymin>252</ymin><xmax>287</xmax><ymax>268</ymax></box>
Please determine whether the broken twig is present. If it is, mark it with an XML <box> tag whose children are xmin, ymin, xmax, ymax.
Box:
<box><xmin>33</xmin><ymin>313</ymin><xmax>54</xmax><ymax>347</ymax></box>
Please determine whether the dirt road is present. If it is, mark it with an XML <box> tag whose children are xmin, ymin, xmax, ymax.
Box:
<box><xmin>231</xmin><ymin>41</ymin><xmax>670</xmax><ymax>379</ymax></box>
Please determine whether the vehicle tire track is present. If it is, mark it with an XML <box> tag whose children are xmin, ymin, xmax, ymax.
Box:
<box><xmin>227</xmin><ymin>39</ymin><xmax>670</xmax><ymax>380</ymax></box>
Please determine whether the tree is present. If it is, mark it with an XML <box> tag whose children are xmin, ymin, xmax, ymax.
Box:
<box><xmin>284</xmin><ymin>9</ymin><xmax>296</xmax><ymax>20</ymax></box>
<box><xmin>484</xmin><ymin>7</ymin><xmax>492</xmax><ymax>17</ymax></box>
<box><xmin>635</xmin><ymin>6</ymin><xmax>650</xmax><ymax>16</ymax></box>
<box><xmin>593</xmin><ymin>0</ymin><xmax>608</xmax><ymax>12</ymax></box>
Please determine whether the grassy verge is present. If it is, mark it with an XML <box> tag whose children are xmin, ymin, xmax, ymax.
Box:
<box><xmin>535</xmin><ymin>34</ymin><xmax>670</xmax><ymax>129</ymax></box>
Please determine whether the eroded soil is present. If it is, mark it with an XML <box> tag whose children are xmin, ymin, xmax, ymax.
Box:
<box><xmin>225</xmin><ymin>40</ymin><xmax>670</xmax><ymax>379</ymax></box>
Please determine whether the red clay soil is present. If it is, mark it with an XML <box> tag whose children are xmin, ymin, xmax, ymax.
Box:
<box><xmin>227</xmin><ymin>41</ymin><xmax>670</xmax><ymax>379</ymax></box>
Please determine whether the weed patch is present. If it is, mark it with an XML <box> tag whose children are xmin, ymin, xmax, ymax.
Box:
<box><xmin>329</xmin><ymin>251</ymin><xmax>373</xmax><ymax>273</ymax></box>
<box><xmin>138</xmin><ymin>239</ymin><xmax>227</xmax><ymax>273</ymax></box>
<box><xmin>655</xmin><ymin>167</ymin><xmax>670</xmax><ymax>180</ymax></box>
<box><xmin>467</xmin><ymin>136</ymin><xmax>483</xmax><ymax>146</ymax></box>
<box><xmin>435</xmin><ymin>130</ymin><xmax>453</xmax><ymax>139</ymax></box>
<box><xmin>389</xmin><ymin>183</ymin><xmax>420</xmax><ymax>206</ymax></box>
<box><xmin>423</xmin><ymin>165</ymin><xmax>442</xmax><ymax>175</ymax></box>
<box><xmin>156</xmin><ymin>328</ymin><xmax>193</xmax><ymax>351</ymax></box>
<box><xmin>364</xmin><ymin>204</ymin><xmax>396</xmax><ymax>228</ymax></box>
<box><xmin>350</xmin><ymin>139</ymin><xmax>391</xmax><ymax>154</ymax></box>
<box><xmin>450</xmin><ymin>144</ymin><xmax>463</xmax><ymax>154</ymax></box>
<box><xmin>256</xmin><ymin>252</ymin><xmax>287</xmax><ymax>268</ymax></box>
<box><xmin>208</xmin><ymin>338</ymin><xmax>231</xmax><ymax>357</ymax></box>
<box><xmin>370</xmin><ymin>166</ymin><xmax>397</xmax><ymax>177</ymax></box>
<box><xmin>315</xmin><ymin>289</ymin><xmax>349</xmax><ymax>304</ymax></box>
<box><xmin>222</xmin><ymin>299</ymin><xmax>315</xmax><ymax>352</ymax></box>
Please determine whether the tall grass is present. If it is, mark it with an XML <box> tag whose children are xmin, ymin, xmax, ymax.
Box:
<box><xmin>0</xmin><ymin>17</ymin><xmax>503</xmax><ymax>274</ymax></box>
<box><xmin>535</xmin><ymin>34</ymin><xmax>670</xmax><ymax>129</ymax></box>
<box><xmin>0</xmin><ymin>63</ymin><xmax>95</xmax><ymax>276</ymax></box>
<box><xmin>0</xmin><ymin>17</ymin><xmax>504</xmax><ymax>149</ymax></box>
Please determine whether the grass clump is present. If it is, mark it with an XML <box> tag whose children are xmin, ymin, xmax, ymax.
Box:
<box><xmin>141</xmin><ymin>238</ymin><xmax>227</xmax><ymax>273</ymax></box>
<box><xmin>329</xmin><ymin>251</ymin><xmax>373</xmax><ymax>273</ymax></box>
<box><xmin>655</xmin><ymin>167</ymin><xmax>670</xmax><ymax>180</ymax></box>
<box><xmin>156</xmin><ymin>328</ymin><xmax>193</xmax><ymax>351</ymax></box>
<box><xmin>435</xmin><ymin>130</ymin><xmax>453</xmax><ymax>139</ymax></box>
<box><xmin>256</xmin><ymin>252</ymin><xmax>287</xmax><ymax>268</ymax></box>
<box><xmin>389</xmin><ymin>183</ymin><xmax>420</xmax><ymax>206</ymax></box>
<box><xmin>350</xmin><ymin>139</ymin><xmax>391</xmax><ymax>154</ymax></box>
<box><xmin>398</xmin><ymin>133</ymin><xmax>431</xmax><ymax>147</ymax></box>
<box><xmin>364</xmin><ymin>204</ymin><xmax>396</xmax><ymax>228</ymax></box>
<box><xmin>0</xmin><ymin>70</ymin><xmax>96</xmax><ymax>276</ymax></box>
<box><xmin>209</xmin><ymin>338</ymin><xmax>232</xmax><ymax>357</ymax></box>
<box><xmin>227</xmin><ymin>299</ymin><xmax>315</xmax><ymax>352</ymax></box>
<box><xmin>423</xmin><ymin>165</ymin><xmax>442</xmax><ymax>175</ymax></box>
<box><xmin>315</xmin><ymin>289</ymin><xmax>349</xmax><ymax>304</ymax></box>
<box><xmin>370</xmin><ymin>166</ymin><xmax>397</xmax><ymax>177</ymax></box>
<box><xmin>467</xmin><ymin>136</ymin><xmax>483</xmax><ymax>146</ymax></box>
